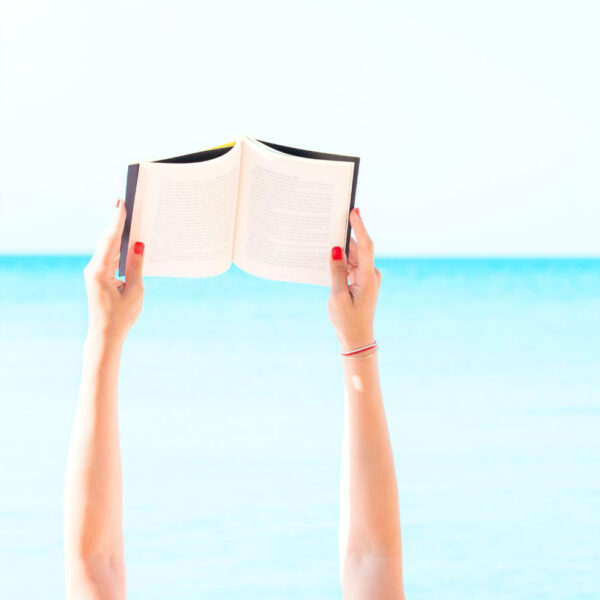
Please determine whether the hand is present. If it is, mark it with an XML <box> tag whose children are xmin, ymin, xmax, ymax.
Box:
<box><xmin>328</xmin><ymin>207</ymin><xmax>382</xmax><ymax>353</ymax></box>
<box><xmin>83</xmin><ymin>199</ymin><xmax>145</xmax><ymax>344</ymax></box>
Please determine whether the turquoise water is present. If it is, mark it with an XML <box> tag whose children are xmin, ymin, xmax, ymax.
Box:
<box><xmin>1</xmin><ymin>257</ymin><xmax>599</xmax><ymax>599</ymax></box>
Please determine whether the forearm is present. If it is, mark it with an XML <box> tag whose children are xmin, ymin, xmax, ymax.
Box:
<box><xmin>64</xmin><ymin>333</ymin><xmax>124</xmax><ymax>563</ymax></box>
<box><xmin>339</xmin><ymin>352</ymin><xmax>402</xmax><ymax>558</ymax></box>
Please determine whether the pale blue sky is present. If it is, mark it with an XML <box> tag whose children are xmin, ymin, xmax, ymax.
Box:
<box><xmin>1</xmin><ymin>0</ymin><xmax>598</xmax><ymax>256</ymax></box>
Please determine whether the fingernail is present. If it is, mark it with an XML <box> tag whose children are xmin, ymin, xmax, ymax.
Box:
<box><xmin>332</xmin><ymin>246</ymin><xmax>343</xmax><ymax>261</ymax></box>
<box><xmin>116</xmin><ymin>199</ymin><xmax>121</xmax><ymax>209</ymax></box>
<box><xmin>355</xmin><ymin>207</ymin><xmax>360</xmax><ymax>218</ymax></box>
<box><xmin>133</xmin><ymin>241</ymin><xmax>145</xmax><ymax>255</ymax></box>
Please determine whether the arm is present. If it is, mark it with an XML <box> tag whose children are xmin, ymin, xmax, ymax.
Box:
<box><xmin>328</xmin><ymin>208</ymin><xmax>405</xmax><ymax>600</ymax></box>
<box><xmin>64</xmin><ymin>199</ymin><xmax>145</xmax><ymax>600</ymax></box>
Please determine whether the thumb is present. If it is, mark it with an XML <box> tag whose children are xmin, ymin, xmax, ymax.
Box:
<box><xmin>329</xmin><ymin>245</ymin><xmax>349</xmax><ymax>294</ymax></box>
<box><xmin>125</xmin><ymin>241</ymin><xmax>145</xmax><ymax>289</ymax></box>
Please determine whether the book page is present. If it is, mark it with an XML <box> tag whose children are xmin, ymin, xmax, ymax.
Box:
<box><xmin>128</xmin><ymin>142</ymin><xmax>241</xmax><ymax>277</ymax></box>
<box><xmin>232</xmin><ymin>137</ymin><xmax>354</xmax><ymax>286</ymax></box>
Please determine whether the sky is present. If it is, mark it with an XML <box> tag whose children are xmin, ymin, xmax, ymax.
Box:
<box><xmin>0</xmin><ymin>0</ymin><xmax>598</xmax><ymax>256</ymax></box>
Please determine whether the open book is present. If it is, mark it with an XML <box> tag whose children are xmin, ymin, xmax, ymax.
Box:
<box><xmin>118</xmin><ymin>135</ymin><xmax>359</xmax><ymax>286</ymax></box>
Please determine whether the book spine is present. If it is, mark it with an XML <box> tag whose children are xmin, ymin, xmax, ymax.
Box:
<box><xmin>118</xmin><ymin>163</ymin><xmax>140</xmax><ymax>277</ymax></box>
<box><xmin>345</xmin><ymin>158</ymin><xmax>360</xmax><ymax>257</ymax></box>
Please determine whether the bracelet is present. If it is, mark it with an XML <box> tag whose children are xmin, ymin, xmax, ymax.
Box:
<box><xmin>343</xmin><ymin>348</ymin><xmax>378</xmax><ymax>360</ymax></box>
<box><xmin>340</xmin><ymin>341</ymin><xmax>378</xmax><ymax>356</ymax></box>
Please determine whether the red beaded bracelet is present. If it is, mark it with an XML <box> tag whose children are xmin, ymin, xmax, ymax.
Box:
<box><xmin>340</xmin><ymin>341</ymin><xmax>378</xmax><ymax>356</ymax></box>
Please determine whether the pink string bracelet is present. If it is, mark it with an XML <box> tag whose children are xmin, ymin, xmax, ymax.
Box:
<box><xmin>340</xmin><ymin>341</ymin><xmax>379</xmax><ymax>357</ymax></box>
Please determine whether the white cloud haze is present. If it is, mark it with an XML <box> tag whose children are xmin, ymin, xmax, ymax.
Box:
<box><xmin>1</xmin><ymin>0</ymin><xmax>598</xmax><ymax>255</ymax></box>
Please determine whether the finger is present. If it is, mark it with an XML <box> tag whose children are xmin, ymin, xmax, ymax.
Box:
<box><xmin>109</xmin><ymin>252</ymin><xmax>120</xmax><ymax>277</ymax></box>
<box><xmin>329</xmin><ymin>245</ymin><xmax>349</xmax><ymax>294</ymax></box>
<box><xmin>125</xmin><ymin>241</ymin><xmax>145</xmax><ymax>289</ymax></box>
<box><xmin>374</xmin><ymin>266</ymin><xmax>382</xmax><ymax>287</ymax></box>
<box><xmin>348</xmin><ymin>237</ymin><xmax>359</xmax><ymax>268</ymax></box>
<box><xmin>349</xmin><ymin>207</ymin><xmax>374</xmax><ymax>269</ymax></box>
<box><xmin>91</xmin><ymin>199</ymin><xmax>127</xmax><ymax>275</ymax></box>
<box><xmin>347</xmin><ymin>238</ymin><xmax>359</xmax><ymax>285</ymax></box>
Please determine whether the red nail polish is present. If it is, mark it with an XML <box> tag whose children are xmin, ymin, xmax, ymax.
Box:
<box><xmin>332</xmin><ymin>246</ymin><xmax>343</xmax><ymax>261</ymax></box>
<box><xmin>133</xmin><ymin>241</ymin><xmax>145</xmax><ymax>255</ymax></box>
<box><xmin>116</xmin><ymin>199</ymin><xmax>121</xmax><ymax>209</ymax></box>
<box><xmin>355</xmin><ymin>207</ymin><xmax>360</xmax><ymax>218</ymax></box>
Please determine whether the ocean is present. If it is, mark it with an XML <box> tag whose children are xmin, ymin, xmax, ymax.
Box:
<box><xmin>1</xmin><ymin>257</ymin><xmax>599</xmax><ymax>599</ymax></box>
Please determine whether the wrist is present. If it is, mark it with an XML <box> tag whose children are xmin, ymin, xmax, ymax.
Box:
<box><xmin>337</xmin><ymin>332</ymin><xmax>376</xmax><ymax>354</ymax></box>
<box><xmin>85</xmin><ymin>327</ymin><xmax>125</xmax><ymax>353</ymax></box>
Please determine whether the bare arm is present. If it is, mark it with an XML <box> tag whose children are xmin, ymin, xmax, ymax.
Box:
<box><xmin>328</xmin><ymin>208</ymin><xmax>405</xmax><ymax>599</ymax></box>
<box><xmin>64</xmin><ymin>200</ymin><xmax>145</xmax><ymax>600</ymax></box>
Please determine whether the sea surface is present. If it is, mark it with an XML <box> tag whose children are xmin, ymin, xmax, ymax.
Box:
<box><xmin>0</xmin><ymin>257</ymin><xmax>599</xmax><ymax>599</ymax></box>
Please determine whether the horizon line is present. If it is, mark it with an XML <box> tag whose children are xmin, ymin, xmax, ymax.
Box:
<box><xmin>1</xmin><ymin>253</ymin><xmax>599</xmax><ymax>260</ymax></box>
